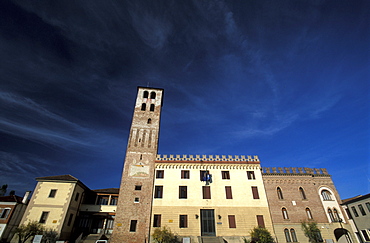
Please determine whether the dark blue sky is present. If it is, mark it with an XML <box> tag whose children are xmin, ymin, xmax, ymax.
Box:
<box><xmin>0</xmin><ymin>0</ymin><xmax>369</xmax><ymax>199</ymax></box>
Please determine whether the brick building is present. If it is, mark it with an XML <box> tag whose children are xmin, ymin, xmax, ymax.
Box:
<box><xmin>16</xmin><ymin>87</ymin><xmax>357</xmax><ymax>243</ymax></box>
<box><xmin>262</xmin><ymin>167</ymin><xmax>352</xmax><ymax>243</ymax></box>
<box><xmin>109</xmin><ymin>87</ymin><xmax>355</xmax><ymax>243</ymax></box>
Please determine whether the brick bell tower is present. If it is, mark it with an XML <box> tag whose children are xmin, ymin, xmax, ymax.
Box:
<box><xmin>110</xmin><ymin>87</ymin><xmax>164</xmax><ymax>243</ymax></box>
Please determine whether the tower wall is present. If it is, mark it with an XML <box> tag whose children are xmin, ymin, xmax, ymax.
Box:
<box><xmin>110</xmin><ymin>87</ymin><xmax>163</xmax><ymax>243</ymax></box>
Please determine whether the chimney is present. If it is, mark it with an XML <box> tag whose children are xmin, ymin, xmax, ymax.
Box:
<box><xmin>22</xmin><ymin>191</ymin><xmax>31</xmax><ymax>204</ymax></box>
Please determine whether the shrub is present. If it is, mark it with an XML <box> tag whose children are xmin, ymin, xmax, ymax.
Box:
<box><xmin>152</xmin><ymin>226</ymin><xmax>179</xmax><ymax>243</ymax></box>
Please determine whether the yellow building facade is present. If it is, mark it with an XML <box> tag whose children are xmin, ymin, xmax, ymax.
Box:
<box><xmin>151</xmin><ymin>155</ymin><xmax>274</xmax><ymax>242</ymax></box>
<box><xmin>19</xmin><ymin>175</ymin><xmax>86</xmax><ymax>241</ymax></box>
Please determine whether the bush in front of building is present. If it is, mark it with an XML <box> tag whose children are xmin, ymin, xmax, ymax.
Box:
<box><xmin>244</xmin><ymin>227</ymin><xmax>274</xmax><ymax>243</ymax></box>
<box><xmin>151</xmin><ymin>226</ymin><xmax>179</xmax><ymax>243</ymax></box>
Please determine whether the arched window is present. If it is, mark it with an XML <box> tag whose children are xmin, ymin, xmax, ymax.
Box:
<box><xmin>143</xmin><ymin>91</ymin><xmax>149</xmax><ymax>98</ymax></box>
<box><xmin>333</xmin><ymin>208</ymin><xmax>340</xmax><ymax>222</ymax></box>
<box><xmin>328</xmin><ymin>208</ymin><xmax>335</xmax><ymax>222</ymax></box>
<box><xmin>141</xmin><ymin>103</ymin><xmax>146</xmax><ymax>111</ymax></box>
<box><xmin>299</xmin><ymin>187</ymin><xmax>307</xmax><ymax>200</ymax></box>
<box><xmin>290</xmin><ymin>229</ymin><xmax>298</xmax><ymax>242</ymax></box>
<box><xmin>284</xmin><ymin>229</ymin><xmax>291</xmax><ymax>242</ymax></box>
<box><xmin>321</xmin><ymin>190</ymin><xmax>332</xmax><ymax>201</ymax></box>
<box><xmin>277</xmin><ymin>187</ymin><xmax>284</xmax><ymax>200</ymax></box>
<box><xmin>147</xmin><ymin>118</ymin><xmax>152</xmax><ymax>124</ymax></box>
<box><xmin>150</xmin><ymin>92</ymin><xmax>156</xmax><ymax>99</ymax></box>
<box><xmin>306</xmin><ymin>208</ymin><xmax>313</xmax><ymax>219</ymax></box>
<box><xmin>282</xmin><ymin>208</ymin><xmax>289</xmax><ymax>219</ymax></box>
<box><xmin>150</xmin><ymin>104</ymin><xmax>155</xmax><ymax>112</ymax></box>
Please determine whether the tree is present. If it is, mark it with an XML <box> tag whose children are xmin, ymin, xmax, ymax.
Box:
<box><xmin>151</xmin><ymin>226</ymin><xmax>179</xmax><ymax>243</ymax></box>
<box><xmin>247</xmin><ymin>227</ymin><xmax>274</xmax><ymax>243</ymax></box>
<box><xmin>0</xmin><ymin>184</ymin><xmax>7</xmax><ymax>196</ymax></box>
<box><xmin>42</xmin><ymin>229</ymin><xmax>59</xmax><ymax>243</ymax></box>
<box><xmin>14</xmin><ymin>221</ymin><xmax>44</xmax><ymax>243</ymax></box>
<box><xmin>301</xmin><ymin>221</ymin><xmax>323</xmax><ymax>243</ymax></box>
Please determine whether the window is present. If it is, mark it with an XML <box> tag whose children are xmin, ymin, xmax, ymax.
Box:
<box><xmin>39</xmin><ymin>211</ymin><xmax>49</xmax><ymax>224</ymax></box>
<box><xmin>156</xmin><ymin>170</ymin><xmax>164</xmax><ymax>179</ymax></box>
<box><xmin>225</xmin><ymin>186</ymin><xmax>233</xmax><ymax>199</ymax></box>
<box><xmin>181</xmin><ymin>170</ymin><xmax>190</xmax><ymax>179</ymax></box>
<box><xmin>328</xmin><ymin>208</ymin><xmax>335</xmax><ymax>222</ymax></box>
<box><xmin>135</xmin><ymin>185</ymin><xmax>142</xmax><ymax>190</ymax></box>
<box><xmin>228</xmin><ymin>215</ymin><xmax>236</xmax><ymax>228</ymax></box>
<box><xmin>179</xmin><ymin>186</ymin><xmax>187</xmax><ymax>199</ymax></box>
<box><xmin>150</xmin><ymin>104</ymin><xmax>155</xmax><ymax>112</ymax></box>
<box><xmin>351</xmin><ymin>206</ymin><xmax>359</xmax><ymax>217</ymax></box>
<box><xmin>221</xmin><ymin>171</ymin><xmax>230</xmax><ymax>179</ymax></box>
<box><xmin>321</xmin><ymin>190</ymin><xmax>332</xmax><ymax>200</ymax></box>
<box><xmin>358</xmin><ymin>204</ymin><xmax>366</xmax><ymax>216</ymax></box>
<box><xmin>345</xmin><ymin>208</ymin><xmax>352</xmax><ymax>219</ymax></box>
<box><xmin>147</xmin><ymin>118</ymin><xmax>152</xmax><ymax>124</ymax></box>
<box><xmin>362</xmin><ymin>230</ymin><xmax>370</xmax><ymax>241</ymax></box>
<box><xmin>366</xmin><ymin>202</ymin><xmax>370</xmax><ymax>212</ymax></box>
<box><xmin>306</xmin><ymin>208</ymin><xmax>313</xmax><ymax>219</ymax></box>
<box><xmin>110</xmin><ymin>196</ymin><xmax>118</xmax><ymax>205</ymax></box>
<box><xmin>143</xmin><ymin>91</ymin><xmax>149</xmax><ymax>98</ymax></box>
<box><xmin>284</xmin><ymin>229</ymin><xmax>292</xmax><ymax>242</ymax></box>
<box><xmin>333</xmin><ymin>208</ymin><xmax>340</xmax><ymax>221</ymax></box>
<box><xmin>290</xmin><ymin>229</ymin><xmax>298</xmax><ymax>242</ymax></box>
<box><xmin>277</xmin><ymin>187</ymin><xmax>284</xmax><ymax>200</ymax></box>
<box><xmin>179</xmin><ymin>215</ymin><xmax>188</xmax><ymax>228</ymax></box>
<box><xmin>154</xmin><ymin>186</ymin><xmax>163</xmax><ymax>198</ymax></box>
<box><xmin>49</xmin><ymin>189</ymin><xmax>57</xmax><ymax>198</ymax></box>
<box><xmin>97</xmin><ymin>195</ymin><xmax>109</xmax><ymax>205</ymax></box>
<box><xmin>141</xmin><ymin>103</ymin><xmax>146</xmax><ymax>111</ymax></box>
<box><xmin>75</xmin><ymin>193</ymin><xmax>80</xmax><ymax>201</ymax></box>
<box><xmin>247</xmin><ymin>171</ymin><xmax>255</xmax><ymax>180</ymax></box>
<box><xmin>252</xmin><ymin>186</ymin><xmax>259</xmax><ymax>199</ymax></box>
<box><xmin>256</xmin><ymin>215</ymin><xmax>265</xmax><ymax>228</ymax></box>
<box><xmin>282</xmin><ymin>208</ymin><xmax>289</xmax><ymax>219</ymax></box>
<box><xmin>129</xmin><ymin>220</ymin><xmax>137</xmax><ymax>232</ymax></box>
<box><xmin>203</xmin><ymin>186</ymin><xmax>211</xmax><ymax>199</ymax></box>
<box><xmin>150</xmin><ymin>92</ymin><xmax>156</xmax><ymax>99</ymax></box>
<box><xmin>67</xmin><ymin>213</ymin><xmax>74</xmax><ymax>226</ymax></box>
<box><xmin>299</xmin><ymin>187</ymin><xmax>307</xmax><ymax>200</ymax></box>
<box><xmin>0</xmin><ymin>208</ymin><xmax>10</xmax><ymax>219</ymax></box>
<box><xmin>134</xmin><ymin>197</ymin><xmax>139</xmax><ymax>203</ymax></box>
<box><xmin>153</xmin><ymin>214</ymin><xmax>161</xmax><ymax>227</ymax></box>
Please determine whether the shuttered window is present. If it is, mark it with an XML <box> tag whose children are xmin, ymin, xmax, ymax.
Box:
<box><xmin>179</xmin><ymin>186</ymin><xmax>187</xmax><ymax>199</ymax></box>
<box><xmin>203</xmin><ymin>186</ymin><xmax>211</xmax><ymax>199</ymax></box>
<box><xmin>256</xmin><ymin>215</ymin><xmax>265</xmax><ymax>228</ymax></box>
<box><xmin>154</xmin><ymin>186</ymin><xmax>163</xmax><ymax>198</ymax></box>
<box><xmin>181</xmin><ymin>170</ymin><xmax>190</xmax><ymax>179</ymax></box>
<box><xmin>228</xmin><ymin>215</ymin><xmax>236</xmax><ymax>228</ymax></box>
<box><xmin>179</xmin><ymin>215</ymin><xmax>188</xmax><ymax>228</ymax></box>
<box><xmin>252</xmin><ymin>186</ymin><xmax>259</xmax><ymax>199</ymax></box>
<box><xmin>247</xmin><ymin>171</ymin><xmax>255</xmax><ymax>179</ymax></box>
<box><xmin>221</xmin><ymin>171</ymin><xmax>230</xmax><ymax>179</ymax></box>
<box><xmin>225</xmin><ymin>186</ymin><xmax>233</xmax><ymax>199</ymax></box>
<box><xmin>156</xmin><ymin>170</ymin><xmax>164</xmax><ymax>179</ymax></box>
<box><xmin>153</xmin><ymin>214</ymin><xmax>161</xmax><ymax>227</ymax></box>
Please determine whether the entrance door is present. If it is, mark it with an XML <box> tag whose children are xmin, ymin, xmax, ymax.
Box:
<box><xmin>200</xmin><ymin>209</ymin><xmax>216</xmax><ymax>236</ymax></box>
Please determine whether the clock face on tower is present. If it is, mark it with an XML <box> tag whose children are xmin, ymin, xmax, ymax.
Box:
<box><xmin>129</xmin><ymin>160</ymin><xmax>150</xmax><ymax>178</ymax></box>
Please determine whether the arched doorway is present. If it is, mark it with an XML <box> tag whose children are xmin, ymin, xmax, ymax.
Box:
<box><xmin>334</xmin><ymin>228</ymin><xmax>352</xmax><ymax>243</ymax></box>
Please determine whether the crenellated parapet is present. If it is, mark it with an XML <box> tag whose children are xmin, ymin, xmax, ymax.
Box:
<box><xmin>262</xmin><ymin>167</ymin><xmax>330</xmax><ymax>176</ymax></box>
<box><xmin>155</xmin><ymin>163</ymin><xmax>260</xmax><ymax>170</ymax></box>
<box><xmin>156</xmin><ymin>154</ymin><xmax>259</xmax><ymax>163</ymax></box>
